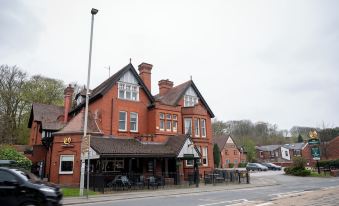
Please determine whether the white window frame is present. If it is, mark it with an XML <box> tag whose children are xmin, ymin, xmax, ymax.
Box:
<box><xmin>194</xmin><ymin>118</ymin><xmax>200</xmax><ymax>137</ymax></box>
<box><xmin>202</xmin><ymin>147</ymin><xmax>208</xmax><ymax>166</ymax></box>
<box><xmin>59</xmin><ymin>155</ymin><xmax>74</xmax><ymax>174</ymax></box>
<box><xmin>119</xmin><ymin>111</ymin><xmax>127</xmax><ymax>131</ymax></box>
<box><xmin>184</xmin><ymin>118</ymin><xmax>192</xmax><ymax>135</ymax></box>
<box><xmin>159</xmin><ymin>113</ymin><xmax>165</xmax><ymax>131</ymax></box>
<box><xmin>166</xmin><ymin>114</ymin><xmax>172</xmax><ymax>131</ymax></box>
<box><xmin>118</xmin><ymin>82</ymin><xmax>139</xmax><ymax>101</ymax></box>
<box><xmin>201</xmin><ymin>119</ymin><xmax>206</xmax><ymax>138</ymax></box>
<box><xmin>186</xmin><ymin>159</ymin><xmax>194</xmax><ymax>167</ymax></box>
<box><xmin>130</xmin><ymin>112</ymin><xmax>138</xmax><ymax>132</ymax></box>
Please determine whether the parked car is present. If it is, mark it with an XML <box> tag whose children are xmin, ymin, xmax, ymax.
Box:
<box><xmin>262</xmin><ymin>163</ymin><xmax>282</xmax><ymax>171</ymax></box>
<box><xmin>246</xmin><ymin>163</ymin><xmax>268</xmax><ymax>171</ymax></box>
<box><xmin>0</xmin><ymin>167</ymin><xmax>63</xmax><ymax>206</ymax></box>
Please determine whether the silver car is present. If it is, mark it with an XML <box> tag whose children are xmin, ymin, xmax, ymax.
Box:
<box><xmin>246</xmin><ymin>163</ymin><xmax>268</xmax><ymax>171</ymax></box>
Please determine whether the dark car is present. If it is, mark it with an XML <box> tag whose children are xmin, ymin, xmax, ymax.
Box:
<box><xmin>0</xmin><ymin>167</ymin><xmax>63</xmax><ymax>206</ymax></box>
<box><xmin>246</xmin><ymin>163</ymin><xmax>268</xmax><ymax>171</ymax></box>
<box><xmin>262</xmin><ymin>163</ymin><xmax>282</xmax><ymax>170</ymax></box>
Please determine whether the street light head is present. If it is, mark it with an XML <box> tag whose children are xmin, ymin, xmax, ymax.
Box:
<box><xmin>91</xmin><ymin>8</ymin><xmax>98</xmax><ymax>15</ymax></box>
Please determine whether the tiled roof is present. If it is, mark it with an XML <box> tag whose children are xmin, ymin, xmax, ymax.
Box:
<box><xmin>54</xmin><ymin>110</ymin><xmax>103</xmax><ymax>135</ymax></box>
<box><xmin>256</xmin><ymin>145</ymin><xmax>281</xmax><ymax>152</ymax></box>
<box><xmin>282</xmin><ymin>143</ymin><xmax>306</xmax><ymax>150</ymax></box>
<box><xmin>28</xmin><ymin>103</ymin><xmax>65</xmax><ymax>130</ymax></box>
<box><xmin>154</xmin><ymin>80</ymin><xmax>215</xmax><ymax>117</ymax></box>
<box><xmin>90</xmin><ymin>135</ymin><xmax>188</xmax><ymax>157</ymax></box>
<box><xmin>70</xmin><ymin>63</ymin><xmax>154</xmax><ymax>114</ymax></box>
<box><xmin>213</xmin><ymin>135</ymin><xmax>229</xmax><ymax>150</ymax></box>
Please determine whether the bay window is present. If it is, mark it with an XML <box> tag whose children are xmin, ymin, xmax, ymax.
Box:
<box><xmin>184</xmin><ymin>118</ymin><xmax>192</xmax><ymax>135</ymax></box>
<box><xmin>166</xmin><ymin>114</ymin><xmax>172</xmax><ymax>131</ymax></box>
<box><xmin>201</xmin><ymin>119</ymin><xmax>206</xmax><ymax>138</ymax></box>
<box><xmin>194</xmin><ymin>118</ymin><xmax>200</xmax><ymax>137</ymax></box>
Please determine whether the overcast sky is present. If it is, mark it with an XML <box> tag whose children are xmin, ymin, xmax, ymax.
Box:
<box><xmin>1</xmin><ymin>0</ymin><xmax>339</xmax><ymax>130</ymax></box>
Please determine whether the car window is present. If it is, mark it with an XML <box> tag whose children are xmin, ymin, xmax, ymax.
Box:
<box><xmin>11</xmin><ymin>169</ymin><xmax>39</xmax><ymax>182</ymax></box>
<box><xmin>0</xmin><ymin>170</ymin><xmax>17</xmax><ymax>182</ymax></box>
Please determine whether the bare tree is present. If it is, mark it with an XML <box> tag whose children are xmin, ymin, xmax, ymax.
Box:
<box><xmin>0</xmin><ymin>65</ymin><xmax>27</xmax><ymax>144</ymax></box>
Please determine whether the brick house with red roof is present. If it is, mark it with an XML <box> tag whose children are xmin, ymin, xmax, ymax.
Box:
<box><xmin>28</xmin><ymin>62</ymin><xmax>215</xmax><ymax>186</ymax></box>
<box><xmin>213</xmin><ymin>135</ymin><xmax>246</xmax><ymax>168</ymax></box>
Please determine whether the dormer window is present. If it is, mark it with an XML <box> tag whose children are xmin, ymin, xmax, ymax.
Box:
<box><xmin>184</xmin><ymin>87</ymin><xmax>198</xmax><ymax>107</ymax></box>
<box><xmin>118</xmin><ymin>71</ymin><xmax>139</xmax><ymax>101</ymax></box>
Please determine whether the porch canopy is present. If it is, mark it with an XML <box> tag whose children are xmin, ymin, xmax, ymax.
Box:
<box><xmin>89</xmin><ymin>134</ymin><xmax>200</xmax><ymax>159</ymax></box>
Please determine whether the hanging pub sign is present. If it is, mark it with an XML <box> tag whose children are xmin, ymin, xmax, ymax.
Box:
<box><xmin>311</xmin><ymin>147</ymin><xmax>320</xmax><ymax>160</ymax></box>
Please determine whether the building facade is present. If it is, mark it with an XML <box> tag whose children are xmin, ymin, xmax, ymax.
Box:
<box><xmin>28</xmin><ymin>63</ymin><xmax>215</xmax><ymax>186</ymax></box>
<box><xmin>213</xmin><ymin>135</ymin><xmax>246</xmax><ymax>168</ymax></box>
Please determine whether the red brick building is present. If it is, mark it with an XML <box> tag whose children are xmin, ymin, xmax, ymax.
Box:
<box><xmin>213</xmin><ymin>135</ymin><xmax>246</xmax><ymax>168</ymax></box>
<box><xmin>28</xmin><ymin>63</ymin><xmax>215</xmax><ymax>186</ymax></box>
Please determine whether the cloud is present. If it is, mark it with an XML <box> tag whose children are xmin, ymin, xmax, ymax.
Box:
<box><xmin>0</xmin><ymin>0</ymin><xmax>45</xmax><ymax>59</ymax></box>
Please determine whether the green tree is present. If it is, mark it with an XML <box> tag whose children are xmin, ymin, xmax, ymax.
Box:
<box><xmin>213</xmin><ymin>144</ymin><xmax>221</xmax><ymax>168</ymax></box>
<box><xmin>243</xmin><ymin>139</ymin><xmax>256</xmax><ymax>162</ymax></box>
<box><xmin>0</xmin><ymin>145</ymin><xmax>32</xmax><ymax>170</ymax></box>
<box><xmin>297</xmin><ymin>134</ymin><xmax>303</xmax><ymax>143</ymax></box>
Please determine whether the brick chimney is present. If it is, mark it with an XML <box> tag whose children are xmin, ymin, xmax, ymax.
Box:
<box><xmin>64</xmin><ymin>84</ymin><xmax>74</xmax><ymax>123</ymax></box>
<box><xmin>138</xmin><ymin>63</ymin><xmax>153</xmax><ymax>92</ymax></box>
<box><xmin>158</xmin><ymin>79</ymin><xmax>174</xmax><ymax>95</ymax></box>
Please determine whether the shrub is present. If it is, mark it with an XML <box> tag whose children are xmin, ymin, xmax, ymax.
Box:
<box><xmin>0</xmin><ymin>145</ymin><xmax>32</xmax><ymax>170</ymax></box>
<box><xmin>292</xmin><ymin>156</ymin><xmax>306</xmax><ymax>170</ymax></box>
<box><xmin>229</xmin><ymin>163</ymin><xmax>234</xmax><ymax>168</ymax></box>
<box><xmin>238</xmin><ymin>162</ymin><xmax>247</xmax><ymax>168</ymax></box>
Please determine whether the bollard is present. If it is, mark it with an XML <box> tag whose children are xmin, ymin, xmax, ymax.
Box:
<box><xmin>246</xmin><ymin>171</ymin><xmax>250</xmax><ymax>184</ymax></box>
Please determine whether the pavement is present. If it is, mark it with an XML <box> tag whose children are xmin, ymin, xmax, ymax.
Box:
<box><xmin>63</xmin><ymin>176</ymin><xmax>279</xmax><ymax>205</ymax></box>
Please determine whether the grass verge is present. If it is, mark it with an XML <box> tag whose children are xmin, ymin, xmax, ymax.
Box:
<box><xmin>62</xmin><ymin>188</ymin><xmax>99</xmax><ymax>197</ymax></box>
<box><xmin>310</xmin><ymin>171</ymin><xmax>331</xmax><ymax>177</ymax></box>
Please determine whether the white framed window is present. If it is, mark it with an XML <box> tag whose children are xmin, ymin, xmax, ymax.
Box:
<box><xmin>184</xmin><ymin>118</ymin><xmax>192</xmax><ymax>135</ymax></box>
<box><xmin>130</xmin><ymin>112</ymin><xmax>138</xmax><ymax>132</ymax></box>
<box><xmin>186</xmin><ymin>159</ymin><xmax>194</xmax><ymax>167</ymax></box>
<box><xmin>118</xmin><ymin>83</ymin><xmax>139</xmax><ymax>101</ymax></box>
<box><xmin>159</xmin><ymin>113</ymin><xmax>165</xmax><ymax>131</ymax></box>
<box><xmin>194</xmin><ymin>118</ymin><xmax>200</xmax><ymax>137</ymax></box>
<box><xmin>166</xmin><ymin>114</ymin><xmax>172</xmax><ymax>131</ymax></box>
<box><xmin>184</xmin><ymin>87</ymin><xmax>198</xmax><ymax>107</ymax></box>
<box><xmin>119</xmin><ymin>111</ymin><xmax>127</xmax><ymax>131</ymax></box>
<box><xmin>201</xmin><ymin>119</ymin><xmax>206</xmax><ymax>138</ymax></box>
<box><xmin>202</xmin><ymin>147</ymin><xmax>208</xmax><ymax>166</ymax></box>
<box><xmin>172</xmin><ymin>115</ymin><xmax>178</xmax><ymax>132</ymax></box>
<box><xmin>59</xmin><ymin>155</ymin><xmax>74</xmax><ymax>174</ymax></box>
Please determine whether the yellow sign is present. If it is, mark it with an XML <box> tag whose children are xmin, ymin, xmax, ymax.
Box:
<box><xmin>309</xmin><ymin>130</ymin><xmax>318</xmax><ymax>139</ymax></box>
<box><xmin>63</xmin><ymin>137</ymin><xmax>72</xmax><ymax>144</ymax></box>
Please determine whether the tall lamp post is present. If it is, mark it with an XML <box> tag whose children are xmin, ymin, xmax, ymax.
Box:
<box><xmin>80</xmin><ymin>8</ymin><xmax>98</xmax><ymax>197</ymax></box>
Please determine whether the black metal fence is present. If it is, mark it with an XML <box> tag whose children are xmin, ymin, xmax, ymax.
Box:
<box><xmin>203</xmin><ymin>169</ymin><xmax>250</xmax><ymax>185</ymax></box>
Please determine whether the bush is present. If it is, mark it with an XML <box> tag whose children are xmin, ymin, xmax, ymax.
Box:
<box><xmin>318</xmin><ymin>159</ymin><xmax>339</xmax><ymax>168</ymax></box>
<box><xmin>238</xmin><ymin>162</ymin><xmax>247</xmax><ymax>168</ymax></box>
<box><xmin>229</xmin><ymin>163</ymin><xmax>234</xmax><ymax>168</ymax></box>
<box><xmin>0</xmin><ymin>145</ymin><xmax>32</xmax><ymax>170</ymax></box>
<box><xmin>292</xmin><ymin>156</ymin><xmax>306</xmax><ymax>170</ymax></box>
<box><xmin>284</xmin><ymin>156</ymin><xmax>311</xmax><ymax>177</ymax></box>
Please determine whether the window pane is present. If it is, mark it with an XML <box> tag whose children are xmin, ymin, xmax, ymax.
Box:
<box><xmin>60</xmin><ymin>155</ymin><xmax>74</xmax><ymax>173</ymax></box>
<box><xmin>166</xmin><ymin>121</ymin><xmax>172</xmax><ymax>131</ymax></box>
<box><xmin>160</xmin><ymin>113</ymin><xmax>164</xmax><ymax>119</ymax></box>
<box><xmin>119</xmin><ymin>112</ymin><xmax>126</xmax><ymax>130</ymax></box>
<box><xmin>173</xmin><ymin>115</ymin><xmax>177</xmax><ymax>120</ymax></box>
<box><xmin>184</xmin><ymin>118</ymin><xmax>192</xmax><ymax>134</ymax></box>
<box><xmin>160</xmin><ymin>119</ymin><xmax>164</xmax><ymax>130</ymax></box>
<box><xmin>130</xmin><ymin>113</ymin><xmax>138</xmax><ymax>131</ymax></box>
<box><xmin>166</xmin><ymin>114</ymin><xmax>171</xmax><ymax>120</ymax></box>
<box><xmin>194</xmin><ymin>119</ymin><xmax>200</xmax><ymax>137</ymax></box>
<box><xmin>201</xmin><ymin>119</ymin><xmax>206</xmax><ymax>137</ymax></box>
<box><xmin>173</xmin><ymin>121</ymin><xmax>178</xmax><ymax>131</ymax></box>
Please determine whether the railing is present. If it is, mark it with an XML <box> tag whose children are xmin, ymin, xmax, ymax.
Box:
<box><xmin>204</xmin><ymin>169</ymin><xmax>250</xmax><ymax>185</ymax></box>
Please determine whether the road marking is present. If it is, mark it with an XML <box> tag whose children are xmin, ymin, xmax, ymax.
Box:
<box><xmin>255</xmin><ymin>203</ymin><xmax>273</xmax><ymax>206</ymax></box>
<box><xmin>270</xmin><ymin>190</ymin><xmax>309</xmax><ymax>199</ymax></box>
<box><xmin>198</xmin><ymin>199</ymin><xmax>248</xmax><ymax>206</ymax></box>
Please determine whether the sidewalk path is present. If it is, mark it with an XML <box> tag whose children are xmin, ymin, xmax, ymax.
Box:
<box><xmin>63</xmin><ymin>176</ymin><xmax>278</xmax><ymax>205</ymax></box>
